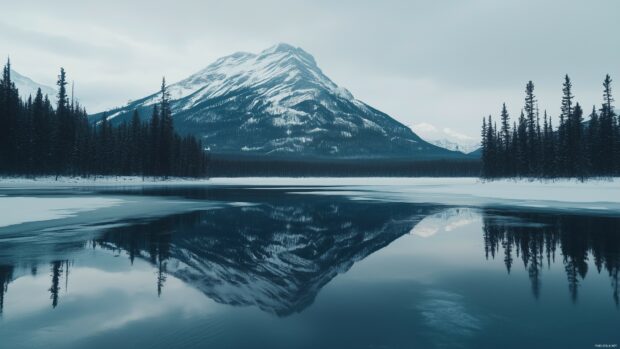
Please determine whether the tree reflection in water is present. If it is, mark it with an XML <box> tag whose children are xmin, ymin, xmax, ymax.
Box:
<box><xmin>482</xmin><ymin>210</ymin><xmax>620</xmax><ymax>305</ymax></box>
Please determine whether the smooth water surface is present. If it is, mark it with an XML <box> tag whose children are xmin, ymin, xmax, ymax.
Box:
<box><xmin>0</xmin><ymin>185</ymin><xmax>619</xmax><ymax>349</ymax></box>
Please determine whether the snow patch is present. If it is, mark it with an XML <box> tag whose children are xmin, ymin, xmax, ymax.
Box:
<box><xmin>0</xmin><ymin>196</ymin><xmax>124</xmax><ymax>228</ymax></box>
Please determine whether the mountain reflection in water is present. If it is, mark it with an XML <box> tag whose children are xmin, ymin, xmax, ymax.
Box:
<box><xmin>1</xmin><ymin>192</ymin><xmax>619</xmax><ymax>319</ymax></box>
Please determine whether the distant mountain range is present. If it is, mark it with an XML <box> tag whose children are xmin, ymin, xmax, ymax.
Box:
<box><xmin>410</xmin><ymin>122</ymin><xmax>480</xmax><ymax>154</ymax></box>
<box><xmin>91</xmin><ymin>44</ymin><xmax>467</xmax><ymax>160</ymax></box>
<box><xmin>10</xmin><ymin>69</ymin><xmax>56</xmax><ymax>100</ymax></box>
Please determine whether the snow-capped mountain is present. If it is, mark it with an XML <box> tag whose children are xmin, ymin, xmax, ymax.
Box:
<box><xmin>410</xmin><ymin>122</ymin><xmax>480</xmax><ymax>154</ymax></box>
<box><xmin>10</xmin><ymin>69</ymin><xmax>56</xmax><ymax>100</ymax></box>
<box><xmin>93</xmin><ymin>44</ymin><xmax>463</xmax><ymax>159</ymax></box>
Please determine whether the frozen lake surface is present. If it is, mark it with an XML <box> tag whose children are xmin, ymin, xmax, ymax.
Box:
<box><xmin>0</xmin><ymin>181</ymin><xmax>619</xmax><ymax>349</ymax></box>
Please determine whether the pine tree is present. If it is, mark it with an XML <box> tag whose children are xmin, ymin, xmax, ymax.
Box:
<box><xmin>509</xmin><ymin>121</ymin><xmax>519</xmax><ymax>176</ymax></box>
<box><xmin>0</xmin><ymin>59</ymin><xmax>20</xmax><ymax>172</ymax></box>
<box><xmin>481</xmin><ymin>117</ymin><xmax>488</xmax><ymax>177</ymax></box>
<box><xmin>587</xmin><ymin>106</ymin><xmax>600</xmax><ymax>174</ymax></box>
<box><xmin>499</xmin><ymin>103</ymin><xmax>511</xmax><ymax>176</ymax></box>
<box><xmin>542</xmin><ymin>111</ymin><xmax>555</xmax><ymax>177</ymax></box>
<box><xmin>599</xmin><ymin>75</ymin><xmax>616</xmax><ymax>175</ymax></box>
<box><xmin>129</xmin><ymin>110</ymin><xmax>142</xmax><ymax>174</ymax></box>
<box><xmin>569</xmin><ymin>103</ymin><xmax>587</xmax><ymax>178</ymax></box>
<box><xmin>149</xmin><ymin>104</ymin><xmax>160</xmax><ymax>175</ymax></box>
<box><xmin>524</xmin><ymin>81</ymin><xmax>537</xmax><ymax>175</ymax></box>
<box><xmin>486</xmin><ymin>115</ymin><xmax>498</xmax><ymax>177</ymax></box>
<box><xmin>31</xmin><ymin>89</ymin><xmax>47</xmax><ymax>174</ymax></box>
<box><xmin>53</xmin><ymin>68</ymin><xmax>72</xmax><ymax>177</ymax></box>
<box><xmin>517</xmin><ymin>110</ymin><xmax>528</xmax><ymax>176</ymax></box>
<box><xmin>158</xmin><ymin>78</ymin><xmax>174</xmax><ymax>177</ymax></box>
<box><xmin>557</xmin><ymin>75</ymin><xmax>574</xmax><ymax>176</ymax></box>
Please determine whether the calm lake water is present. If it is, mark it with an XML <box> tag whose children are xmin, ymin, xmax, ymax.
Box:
<box><xmin>0</xmin><ymin>185</ymin><xmax>619</xmax><ymax>349</ymax></box>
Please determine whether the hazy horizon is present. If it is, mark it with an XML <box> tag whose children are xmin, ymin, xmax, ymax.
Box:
<box><xmin>1</xmin><ymin>0</ymin><xmax>619</xmax><ymax>140</ymax></box>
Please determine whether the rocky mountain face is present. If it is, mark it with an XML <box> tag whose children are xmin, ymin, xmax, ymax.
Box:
<box><xmin>92</xmin><ymin>44</ymin><xmax>464</xmax><ymax>159</ymax></box>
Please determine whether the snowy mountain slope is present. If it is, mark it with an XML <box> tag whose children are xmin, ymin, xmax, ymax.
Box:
<box><xmin>10</xmin><ymin>69</ymin><xmax>56</xmax><ymax>100</ymax></box>
<box><xmin>93</xmin><ymin>44</ymin><xmax>464</xmax><ymax>159</ymax></box>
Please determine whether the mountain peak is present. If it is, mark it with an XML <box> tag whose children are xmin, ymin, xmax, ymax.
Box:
<box><xmin>263</xmin><ymin>43</ymin><xmax>301</xmax><ymax>54</ymax></box>
<box><xmin>260</xmin><ymin>43</ymin><xmax>317</xmax><ymax>67</ymax></box>
<box><xmin>93</xmin><ymin>45</ymin><xmax>463</xmax><ymax>159</ymax></box>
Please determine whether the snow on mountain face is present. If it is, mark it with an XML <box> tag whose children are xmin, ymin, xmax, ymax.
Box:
<box><xmin>95</xmin><ymin>43</ymin><xmax>462</xmax><ymax>159</ymax></box>
<box><xmin>410</xmin><ymin>122</ymin><xmax>480</xmax><ymax>154</ymax></box>
<box><xmin>10</xmin><ymin>70</ymin><xmax>56</xmax><ymax>101</ymax></box>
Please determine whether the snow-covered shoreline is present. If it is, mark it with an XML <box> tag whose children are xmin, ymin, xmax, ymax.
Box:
<box><xmin>1</xmin><ymin>176</ymin><xmax>619</xmax><ymax>214</ymax></box>
<box><xmin>0</xmin><ymin>176</ymin><xmax>211</xmax><ymax>187</ymax></box>
<box><xmin>1</xmin><ymin>175</ymin><xmax>618</xmax><ymax>187</ymax></box>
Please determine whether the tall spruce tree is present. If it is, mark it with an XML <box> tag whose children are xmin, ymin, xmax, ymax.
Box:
<box><xmin>524</xmin><ymin>81</ymin><xmax>537</xmax><ymax>175</ymax></box>
<box><xmin>499</xmin><ymin>103</ymin><xmax>511</xmax><ymax>176</ymax></box>
<box><xmin>158</xmin><ymin>78</ymin><xmax>174</xmax><ymax>177</ymax></box>
<box><xmin>599</xmin><ymin>75</ymin><xmax>616</xmax><ymax>175</ymax></box>
<box><xmin>0</xmin><ymin>59</ymin><xmax>20</xmax><ymax>172</ymax></box>
<box><xmin>587</xmin><ymin>106</ymin><xmax>601</xmax><ymax>174</ymax></box>
<box><xmin>53</xmin><ymin>68</ymin><xmax>71</xmax><ymax>177</ymax></box>
<box><xmin>558</xmin><ymin>75</ymin><xmax>573</xmax><ymax>176</ymax></box>
<box><xmin>517</xmin><ymin>110</ymin><xmax>528</xmax><ymax>176</ymax></box>
<box><xmin>542</xmin><ymin>111</ymin><xmax>555</xmax><ymax>177</ymax></box>
<box><xmin>569</xmin><ymin>103</ymin><xmax>587</xmax><ymax>178</ymax></box>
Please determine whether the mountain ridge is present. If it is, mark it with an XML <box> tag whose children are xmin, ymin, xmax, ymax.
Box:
<box><xmin>92</xmin><ymin>44</ymin><xmax>465</xmax><ymax>159</ymax></box>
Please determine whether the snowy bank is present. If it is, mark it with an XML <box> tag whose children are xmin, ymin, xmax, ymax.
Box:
<box><xmin>0</xmin><ymin>194</ymin><xmax>228</xmax><ymax>233</ymax></box>
<box><xmin>1</xmin><ymin>176</ymin><xmax>619</xmax><ymax>214</ymax></box>
<box><xmin>0</xmin><ymin>197</ymin><xmax>123</xmax><ymax>228</ymax></box>
<box><xmin>0</xmin><ymin>176</ymin><xmax>211</xmax><ymax>188</ymax></box>
<box><xmin>207</xmin><ymin>177</ymin><xmax>620</xmax><ymax>213</ymax></box>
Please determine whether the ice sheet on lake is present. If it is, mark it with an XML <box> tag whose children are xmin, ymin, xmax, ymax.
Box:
<box><xmin>2</xmin><ymin>177</ymin><xmax>620</xmax><ymax>213</ymax></box>
<box><xmin>0</xmin><ymin>197</ymin><xmax>124</xmax><ymax>228</ymax></box>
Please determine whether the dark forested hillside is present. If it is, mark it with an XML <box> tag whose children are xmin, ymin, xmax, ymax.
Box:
<box><xmin>481</xmin><ymin>75</ymin><xmax>620</xmax><ymax>179</ymax></box>
<box><xmin>0</xmin><ymin>61</ymin><xmax>207</xmax><ymax>178</ymax></box>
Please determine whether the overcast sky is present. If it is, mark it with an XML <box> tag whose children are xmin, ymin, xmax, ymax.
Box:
<box><xmin>1</xmin><ymin>0</ymin><xmax>618</xmax><ymax>139</ymax></box>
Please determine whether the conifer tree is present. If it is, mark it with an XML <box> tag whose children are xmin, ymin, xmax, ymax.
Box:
<box><xmin>541</xmin><ymin>111</ymin><xmax>555</xmax><ymax>177</ymax></box>
<box><xmin>499</xmin><ymin>103</ymin><xmax>510</xmax><ymax>176</ymax></box>
<box><xmin>587</xmin><ymin>106</ymin><xmax>600</xmax><ymax>174</ymax></box>
<box><xmin>517</xmin><ymin>110</ymin><xmax>528</xmax><ymax>176</ymax></box>
<box><xmin>599</xmin><ymin>75</ymin><xmax>615</xmax><ymax>175</ymax></box>
<box><xmin>158</xmin><ymin>78</ymin><xmax>174</xmax><ymax>177</ymax></box>
<box><xmin>557</xmin><ymin>75</ymin><xmax>574</xmax><ymax>176</ymax></box>
<box><xmin>569</xmin><ymin>103</ymin><xmax>587</xmax><ymax>178</ymax></box>
<box><xmin>149</xmin><ymin>104</ymin><xmax>160</xmax><ymax>175</ymax></box>
<box><xmin>524</xmin><ymin>81</ymin><xmax>537</xmax><ymax>175</ymax></box>
<box><xmin>481</xmin><ymin>117</ymin><xmax>488</xmax><ymax>177</ymax></box>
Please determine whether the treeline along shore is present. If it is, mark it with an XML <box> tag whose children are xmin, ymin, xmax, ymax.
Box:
<box><xmin>481</xmin><ymin>75</ymin><xmax>619</xmax><ymax>179</ymax></box>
